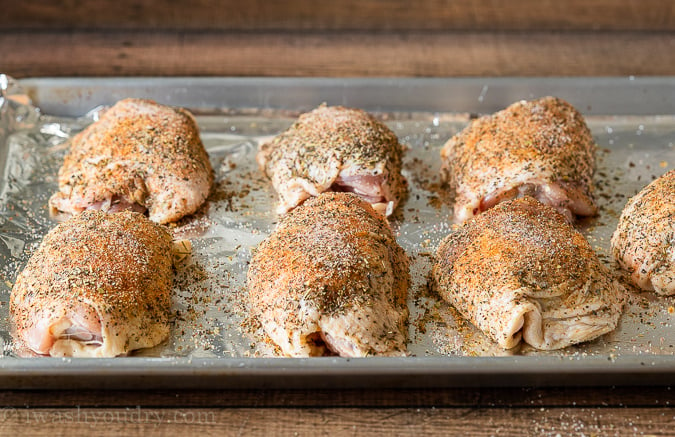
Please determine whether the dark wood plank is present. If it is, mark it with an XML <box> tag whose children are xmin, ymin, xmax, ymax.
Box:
<box><xmin>3</xmin><ymin>30</ymin><xmax>675</xmax><ymax>78</ymax></box>
<box><xmin>4</xmin><ymin>0</ymin><xmax>675</xmax><ymax>31</ymax></box>
<box><xmin>0</xmin><ymin>407</ymin><xmax>672</xmax><ymax>436</ymax></box>
<box><xmin>0</xmin><ymin>387</ymin><xmax>672</xmax><ymax>408</ymax></box>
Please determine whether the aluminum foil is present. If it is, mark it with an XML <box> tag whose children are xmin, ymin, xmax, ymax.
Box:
<box><xmin>1</xmin><ymin>75</ymin><xmax>675</xmax><ymax>360</ymax></box>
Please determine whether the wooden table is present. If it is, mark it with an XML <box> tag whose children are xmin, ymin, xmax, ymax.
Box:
<box><xmin>0</xmin><ymin>387</ymin><xmax>673</xmax><ymax>435</ymax></box>
<box><xmin>4</xmin><ymin>0</ymin><xmax>675</xmax><ymax>78</ymax></box>
<box><xmin>2</xmin><ymin>1</ymin><xmax>675</xmax><ymax>435</ymax></box>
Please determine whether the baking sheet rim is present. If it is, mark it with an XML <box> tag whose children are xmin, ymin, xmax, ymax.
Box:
<box><xmin>3</xmin><ymin>75</ymin><xmax>675</xmax><ymax>389</ymax></box>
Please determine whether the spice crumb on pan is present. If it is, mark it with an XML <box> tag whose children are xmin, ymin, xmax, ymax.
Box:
<box><xmin>0</xmin><ymin>106</ymin><xmax>674</xmax><ymax>358</ymax></box>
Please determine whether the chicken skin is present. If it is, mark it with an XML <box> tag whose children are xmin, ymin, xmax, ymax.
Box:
<box><xmin>10</xmin><ymin>210</ymin><xmax>179</xmax><ymax>357</ymax></box>
<box><xmin>432</xmin><ymin>197</ymin><xmax>624</xmax><ymax>350</ymax></box>
<box><xmin>257</xmin><ymin>105</ymin><xmax>406</xmax><ymax>216</ymax></box>
<box><xmin>440</xmin><ymin>96</ymin><xmax>597</xmax><ymax>223</ymax></box>
<box><xmin>247</xmin><ymin>192</ymin><xmax>409</xmax><ymax>357</ymax></box>
<box><xmin>49</xmin><ymin>98</ymin><xmax>214</xmax><ymax>224</ymax></box>
<box><xmin>611</xmin><ymin>170</ymin><xmax>675</xmax><ymax>295</ymax></box>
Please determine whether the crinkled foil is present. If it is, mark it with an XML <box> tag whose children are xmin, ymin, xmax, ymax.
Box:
<box><xmin>1</xmin><ymin>75</ymin><xmax>674</xmax><ymax>360</ymax></box>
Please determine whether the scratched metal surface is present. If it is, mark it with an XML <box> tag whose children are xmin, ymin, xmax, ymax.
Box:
<box><xmin>0</xmin><ymin>76</ymin><xmax>674</xmax><ymax>388</ymax></box>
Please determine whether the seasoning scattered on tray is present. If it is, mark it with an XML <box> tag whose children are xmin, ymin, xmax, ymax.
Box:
<box><xmin>1</xmin><ymin>97</ymin><xmax>674</xmax><ymax>359</ymax></box>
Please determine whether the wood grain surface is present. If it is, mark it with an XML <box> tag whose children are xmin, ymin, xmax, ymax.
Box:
<box><xmin>0</xmin><ymin>387</ymin><xmax>672</xmax><ymax>435</ymax></box>
<box><xmin>4</xmin><ymin>30</ymin><xmax>675</xmax><ymax>78</ymax></box>
<box><xmin>4</xmin><ymin>2</ymin><xmax>675</xmax><ymax>436</ymax></box>
<box><xmin>4</xmin><ymin>0</ymin><xmax>675</xmax><ymax>31</ymax></box>
<box><xmin>0</xmin><ymin>406</ymin><xmax>673</xmax><ymax>436</ymax></box>
<box><xmin>0</xmin><ymin>387</ymin><xmax>673</xmax><ymax>408</ymax></box>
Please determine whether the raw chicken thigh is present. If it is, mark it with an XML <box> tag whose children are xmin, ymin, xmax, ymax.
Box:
<box><xmin>432</xmin><ymin>197</ymin><xmax>624</xmax><ymax>350</ymax></box>
<box><xmin>11</xmin><ymin>210</ymin><xmax>180</xmax><ymax>357</ymax></box>
<box><xmin>247</xmin><ymin>192</ymin><xmax>409</xmax><ymax>357</ymax></box>
<box><xmin>49</xmin><ymin>98</ymin><xmax>213</xmax><ymax>224</ymax></box>
<box><xmin>257</xmin><ymin>105</ymin><xmax>406</xmax><ymax>216</ymax></box>
<box><xmin>611</xmin><ymin>170</ymin><xmax>675</xmax><ymax>295</ymax></box>
<box><xmin>440</xmin><ymin>96</ymin><xmax>597</xmax><ymax>223</ymax></box>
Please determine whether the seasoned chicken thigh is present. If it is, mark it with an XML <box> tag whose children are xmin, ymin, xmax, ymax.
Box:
<box><xmin>247</xmin><ymin>192</ymin><xmax>409</xmax><ymax>357</ymax></box>
<box><xmin>611</xmin><ymin>170</ymin><xmax>675</xmax><ymax>295</ymax></box>
<box><xmin>49</xmin><ymin>98</ymin><xmax>213</xmax><ymax>224</ymax></box>
<box><xmin>10</xmin><ymin>210</ymin><xmax>179</xmax><ymax>357</ymax></box>
<box><xmin>257</xmin><ymin>105</ymin><xmax>406</xmax><ymax>216</ymax></box>
<box><xmin>432</xmin><ymin>197</ymin><xmax>624</xmax><ymax>350</ymax></box>
<box><xmin>441</xmin><ymin>96</ymin><xmax>597</xmax><ymax>223</ymax></box>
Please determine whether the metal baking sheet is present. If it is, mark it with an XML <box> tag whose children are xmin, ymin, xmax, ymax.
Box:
<box><xmin>1</xmin><ymin>76</ymin><xmax>675</xmax><ymax>389</ymax></box>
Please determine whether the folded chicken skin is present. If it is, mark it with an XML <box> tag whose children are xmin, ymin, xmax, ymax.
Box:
<box><xmin>49</xmin><ymin>98</ymin><xmax>213</xmax><ymax>224</ymax></box>
<box><xmin>612</xmin><ymin>170</ymin><xmax>675</xmax><ymax>295</ymax></box>
<box><xmin>432</xmin><ymin>197</ymin><xmax>625</xmax><ymax>350</ymax></box>
<box><xmin>257</xmin><ymin>105</ymin><xmax>406</xmax><ymax>217</ymax></box>
<box><xmin>11</xmin><ymin>210</ymin><xmax>179</xmax><ymax>357</ymax></box>
<box><xmin>247</xmin><ymin>192</ymin><xmax>410</xmax><ymax>357</ymax></box>
<box><xmin>440</xmin><ymin>96</ymin><xmax>597</xmax><ymax>223</ymax></box>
